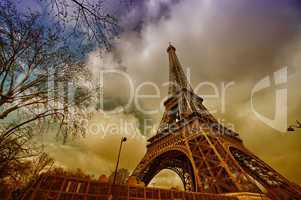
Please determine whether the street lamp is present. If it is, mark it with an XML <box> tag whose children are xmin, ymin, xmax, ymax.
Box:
<box><xmin>112</xmin><ymin>137</ymin><xmax>127</xmax><ymax>185</ymax></box>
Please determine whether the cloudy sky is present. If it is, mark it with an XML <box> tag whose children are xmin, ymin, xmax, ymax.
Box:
<box><xmin>27</xmin><ymin>0</ymin><xmax>301</xmax><ymax>189</ymax></box>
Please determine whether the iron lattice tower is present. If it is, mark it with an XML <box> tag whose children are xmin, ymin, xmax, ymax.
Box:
<box><xmin>132</xmin><ymin>44</ymin><xmax>301</xmax><ymax>200</ymax></box>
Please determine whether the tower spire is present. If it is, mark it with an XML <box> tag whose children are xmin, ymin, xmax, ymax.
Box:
<box><xmin>167</xmin><ymin>44</ymin><xmax>192</xmax><ymax>96</ymax></box>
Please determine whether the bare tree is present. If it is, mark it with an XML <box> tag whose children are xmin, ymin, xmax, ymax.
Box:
<box><xmin>0</xmin><ymin>0</ymin><xmax>123</xmax><ymax>195</ymax></box>
<box><xmin>46</xmin><ymin>0</ymin><xmax>119</xmax><ymax>50</ymax></box>
<box><xmin>0</xmin><ymin>0</ymin><xmax>93</xmax><ymax>193</ymax></box>
<box><xmin>0</xmin><ymin>0</ymin><xmax>93</xmax><ymax>138</ymax></box>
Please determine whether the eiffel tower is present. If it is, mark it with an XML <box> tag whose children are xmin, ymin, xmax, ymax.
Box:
<box><xmin>132</xmin><ymin>44</ymin><xmax>301</xmax><ymax>200</ymax></box>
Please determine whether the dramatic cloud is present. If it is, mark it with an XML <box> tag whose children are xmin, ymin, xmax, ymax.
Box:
<box><xmin>41</xmin><ymin>0</ymin><xmax>301</xmax><ymax>188</ymax></box>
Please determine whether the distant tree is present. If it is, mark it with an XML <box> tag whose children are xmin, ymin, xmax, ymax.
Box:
<box><xmin>108</xmin><ymin>168</ymin><xmax>130</xmax><ymax>185</ymax></box>
<box><xmin>0</xmin><ymin>152</ymin><xmax>53</xmax><ymax>198</ymax></box>
<box><xmin>47</xmin><ymin>167</ymin><xmax>93</xmax><ymax>180</ymax></box>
